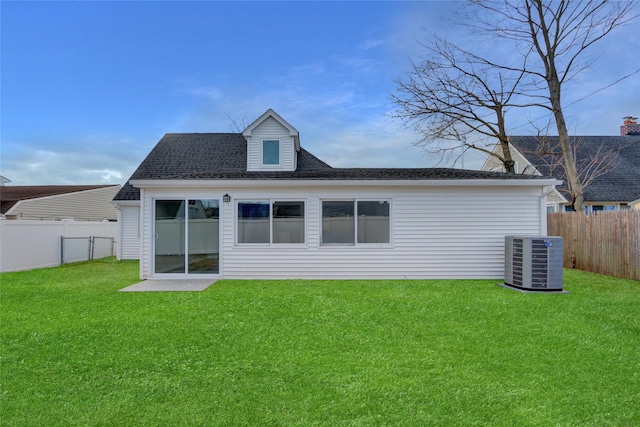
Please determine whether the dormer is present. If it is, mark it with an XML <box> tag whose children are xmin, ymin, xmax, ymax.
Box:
<box><xmin>242</xmin><ymin>109</ymin><xmax>300</xmax><ymax>171</ymax></box>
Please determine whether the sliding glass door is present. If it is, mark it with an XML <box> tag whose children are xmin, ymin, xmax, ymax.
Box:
<box><xmin>186</xmin><ymin>199</ymin><xmax>219</xmax><ymax>274</ymax></box>
<box><xmin>154</xmin><ymin>199</ymin><xmax>219</xmax><ymax>274</ymax></box>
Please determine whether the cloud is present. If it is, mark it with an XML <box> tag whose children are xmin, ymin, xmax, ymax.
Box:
<box><xmin>187</xmin><ymin>86</ymin><xmax>223</xmax><ymax>100</ymax></box>
<box><xmin>359</xmin><ymin>38</ymin><xmax>385</xmax><ymax>50</ymax></box>
<box><xmin>1</xmin><ymin>135</ymin><xmax>150</xmax><ymax>185</ymax></box>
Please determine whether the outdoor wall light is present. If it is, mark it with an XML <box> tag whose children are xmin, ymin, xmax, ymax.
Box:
<box><xmin>223</xmin><ymin>194</ymin><xmax>231</xmax><ymax>203</ymax></box>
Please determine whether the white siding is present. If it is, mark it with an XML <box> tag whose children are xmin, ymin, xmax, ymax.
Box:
<box><xmin>246</xmin><ymin>117</ymin><xmax>296</xmax><ymax>171</ymax></box>
<box><xmin>136</xmin><ymin>184</ymin><xmax>546</xmax><ymax>280</ymax></box>
<box><xmin>482</xmin><ymin>146</ymin><xmax>534</xmax><ymax>175</ymax></box>
<box><xmin>140</xmin><ymin>190</ymin><xmax>151</xmax><ymax>279</ymax></box>
<box><xmin>6</xmin><ymin>186</ymin><xmax>120</xmax><ymax>221</ymax></box>
<box><xmin>117</xmin><ymin>205</ymin><xmax>140</xmax><ymax>260</ymax></box>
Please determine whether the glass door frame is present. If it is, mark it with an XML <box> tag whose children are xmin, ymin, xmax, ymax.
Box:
<box><xmin>151</xmin><ymin>196</ymin><xmax>222</xmax><ymax>278</ymax></box>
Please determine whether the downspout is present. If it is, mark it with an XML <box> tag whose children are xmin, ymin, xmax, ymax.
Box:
<box><xmin>139</xmin><ymin>188</ymin><xmax>145</xmax><ymax>280</ymax></box>
<box><xmin>113</xmin><ymin>204</ymin><xmax>123</xmax><ymax>260</ymax></box>
<box><xmin>540</xmin><ymin>185</ymin><xmax>557</xmax><ymax>235</ymax></box>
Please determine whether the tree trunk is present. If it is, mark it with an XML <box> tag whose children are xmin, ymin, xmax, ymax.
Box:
<box><xmin>496</xmin><ymin>105</ymin><xmax>516</xmax><ymax>174</ymax></box>
<box><xmin>547</xmin><ymin>78</ymin><xmax>584</xmax><ymax>212</ymax></box>
<box><xmin>499</xmin><ymin>138</ymin><xmax>516</xmax><ymax>173</ymax></box>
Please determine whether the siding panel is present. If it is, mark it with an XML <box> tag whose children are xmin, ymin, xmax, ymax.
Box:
<box><xmin>136</xmin><ymin>185</ymin><xmax>545</xmax><ymax>280</ymax></box>
<box><xmin>8</xmin><ymin>186</ymin><xmax>120</xmax><ymax>221</ymax></box>
<box><xmin>141</xmin><ymin>190</ymin><xmax>151</xmax><ymax>278</ymax></box>
<box><xmin>220</xmin><ymin>186</ymin><xmax>544</xmax><ymax>279</ymax></box>
<box><xmin>118</xmin><ymin>206</ymin><xmax>140</xmax><ymax>260</ymax></box>
<box><xmin>247</xmin><ymin>117</ymin><xmax>296</xmax><ymax>171</ymax></box>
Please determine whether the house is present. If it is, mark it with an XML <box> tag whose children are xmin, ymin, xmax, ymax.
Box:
<box><xmin>482</xmin><ymin>118</ymin><xmax>640</xmax><ymax>213</ymax></box>
<box><xmin>113</xmin><ymin>109</ymin><xmax>559</xmax><ymax>280</ymax></box>
<box><xmin>1</xmin><ymin>184</ymin><xmax>121</xmax><ymax>221</ymax></box>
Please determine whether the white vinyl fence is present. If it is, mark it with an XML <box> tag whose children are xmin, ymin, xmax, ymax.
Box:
<box><xmin>0</xmin><ymin>218</ymin><xmax>118</xmax><ymax>272</ymax></box>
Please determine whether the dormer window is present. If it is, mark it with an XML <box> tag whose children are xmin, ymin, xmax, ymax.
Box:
<box><xmin>243</xmin><ymin>109</ymin><xmax>300</xmax><ymax>172</ymax></box>
<box><xmin>263</xmin><ymin>140</ymin><xmax>280</xmax><ymax>165</ymax></box>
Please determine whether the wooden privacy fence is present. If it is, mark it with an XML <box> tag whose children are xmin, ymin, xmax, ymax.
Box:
<box><xmin>547</xmin><ymin>211</ymin><xmax>640</xmax><ymax>281</ymax></box>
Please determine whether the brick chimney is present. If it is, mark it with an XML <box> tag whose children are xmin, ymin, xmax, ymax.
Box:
<box><xmin>620</xmin><ymin>116</ymin><xmax>640</xmax><ymax>136</ymax></box>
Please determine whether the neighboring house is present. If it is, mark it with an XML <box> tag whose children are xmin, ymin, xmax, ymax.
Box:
<box><xmin>1</xmin><ymin>185</ymin><xmax>121</xmax><ymax>221</ymax></box>
<box><xmin>482</xmin><ymin>118</ymin><xmax>640</xmax><ymax>213</ymax></box>
<box><xmin>113</xmin><ymin>109</ymin><xmax>559</xmax><ymax>280</ymax></box>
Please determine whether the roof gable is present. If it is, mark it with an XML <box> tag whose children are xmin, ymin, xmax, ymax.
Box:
<box><xmin>242</xmin><ymin>109</ymin><xmax>300</xmax><ymax>151</ymax></box>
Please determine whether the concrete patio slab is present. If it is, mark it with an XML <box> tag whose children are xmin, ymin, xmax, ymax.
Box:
<box><xmin>119</xmin><ymin>279</ymin><xmax>216</xmax><ymax>292</ymax></box>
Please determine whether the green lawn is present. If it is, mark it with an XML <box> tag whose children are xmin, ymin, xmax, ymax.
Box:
<box><xmin>1</xmin><ymin>259</ymin><xmax>639</xmax><ymax>426</ymax></box>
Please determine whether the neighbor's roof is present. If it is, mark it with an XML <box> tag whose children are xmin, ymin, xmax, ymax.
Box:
<box><xmin>114</xmin><ymin>133</ymin><xmax>554</xmax><ymax>201</ymax></box>
<box><xmin>1</xmin><ymin>185</ymin><xmax>120</xmax><ymax>214</ymax></box>
<box><xmin>510</xmin><ymin>135</ymin><xmax>640</xmax><ymax>203</ymax></box>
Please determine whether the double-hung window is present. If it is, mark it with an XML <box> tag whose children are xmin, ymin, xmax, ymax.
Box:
<box><xmin>237</xmin><ymin>200</ymin><xmax>305</xmax><ymax>244</ymax></box>
<box><xmin>321</xmin><ymin>200</ymin><xmax>390</xmax><ymax>245</ymax></box>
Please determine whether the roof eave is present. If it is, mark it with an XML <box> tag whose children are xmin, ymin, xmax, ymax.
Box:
<box><xmin>111</xmin><ymin>199</ymin><xmax>140</xmax><ymax>207</ymax></box>
<box><xmin>130</xmin><ymin>178</ymin><xmax>561</xmax><ymax>189</ymax></box>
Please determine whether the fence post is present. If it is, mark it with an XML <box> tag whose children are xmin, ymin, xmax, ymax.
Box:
<box><xmin>89</xmin><ymin>236</ymin><xmax>94</xmax><ymax>261</ymax></box>
<box><xmin>60</xmin><ymin>235</ymin><xmax>64</xmax><ymax>265</ymax></box>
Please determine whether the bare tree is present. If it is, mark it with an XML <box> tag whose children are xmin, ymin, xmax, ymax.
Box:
<box><xmin>519</xmin><ymin>134</ymin><xmax>622</xmax><ymax>210</ymax></box>
<box><xmin>391</xmin><ymin>36</ymin><xmax>534</xmax><ymax>173</ymax></box>
<box><xmin>393</xmin><ymin>1</ymin><xmax>637</xmax><ymax>208</ymax></box>
<box><xmin>470</xmin><ymin>0</ymin><xmax>639</xmax><ymax>211</ymax></box>
<box><xmin>227</xmin><ymin>113</ymin><xmax>250</xmax><ymax>133</ymax></box>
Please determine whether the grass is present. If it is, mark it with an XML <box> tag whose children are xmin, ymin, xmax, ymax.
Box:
<box><xmin>1</xmin><ymin>259</ymin><xmax>639</xmax><ymax>426</ymax></box>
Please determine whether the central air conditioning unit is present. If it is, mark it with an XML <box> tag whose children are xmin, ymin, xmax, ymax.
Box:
<box><xmin>504</xmin><ymin>236</ymin><xmax>564</xmax><ymax>291</ymax></box>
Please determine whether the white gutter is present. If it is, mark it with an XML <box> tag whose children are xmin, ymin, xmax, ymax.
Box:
<box><xmin>111</xmin><ymin>199</ymin><xmax>140</xmax><ymax>207</ymax></box>
<box><xmin>130</xmin><ymin>178</ymin><xmax>562</xmax><ymax>189</ymax></box>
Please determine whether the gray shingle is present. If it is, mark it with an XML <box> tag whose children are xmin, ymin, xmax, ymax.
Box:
<box><xmin>114</xmin><ymin>133</ymin><xmax>551</xmax><ymax>201</ymax></box>
<box><xmin>510</xmin><ymin>136</ymin><xmax>640</xmax><ymax>203</ymax></box>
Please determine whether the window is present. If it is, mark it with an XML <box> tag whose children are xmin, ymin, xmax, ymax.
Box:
<box><xmin>322</xmin><ymin>201</ymin><xmax>355</xmax><ymax>244</ymax></box>
<box><xmin>263</xmin><ymin>140</ymin><xmax>280</xmax><ymax>165</ymax></box>
<box><xmin>321</xmin><ymin>200</ymin><xmax>390</xmax><ymax>245</ymax></box>
<box><xmin>273</xmin><ymin>201</ymin><xmax>305</xmax><ymax>243</ymax></box>
<box><xmin>238</xmin><ymin>200</ymin><xmax>304</xmax><ymax>244</ymax></box>
<box><xmin>357</xmin><ymin>201</ymin><xmax>390</xmax><ymax>243</ymax></box>
<box><xmin>238</xmin><ymin>202</ymin><xmax>270</xmax><ymax>243</ymax></box>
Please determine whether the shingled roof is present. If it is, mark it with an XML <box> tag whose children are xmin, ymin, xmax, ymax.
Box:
<box><xmin>1</xmin><ymin>185</ymin><xmax>119</xmax><ymax>214</ymax></box>
<box><xmin>510</xmin><ymin>135</ymin><xmax>640</xmax><ymax>203</ymax></box>
<box><xmin>114</xmin><ymin>133</ymin><xmax>552</xmax><ymax>201</ymax></box>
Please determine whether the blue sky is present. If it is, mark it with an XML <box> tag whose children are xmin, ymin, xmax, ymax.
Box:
<box><xmin>2</xmin><ymin>1</ymin><xmax>639</xmax><ymax>186</ymax></box>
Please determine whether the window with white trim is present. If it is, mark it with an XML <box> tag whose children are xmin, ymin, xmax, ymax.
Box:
<box><xmin>321</xmin><ymin>200</ymin><xmax>390</xmax><ymax>245</ymax></box>
<box><xmin>262</xmin><ymin>140</ymin><xmax>280</xmax><ymax>165</ymax></box>
<box><xmin>237</xmin><ymin>200</ymin><xmax>305</xmax><ymax>244</ymax></box>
